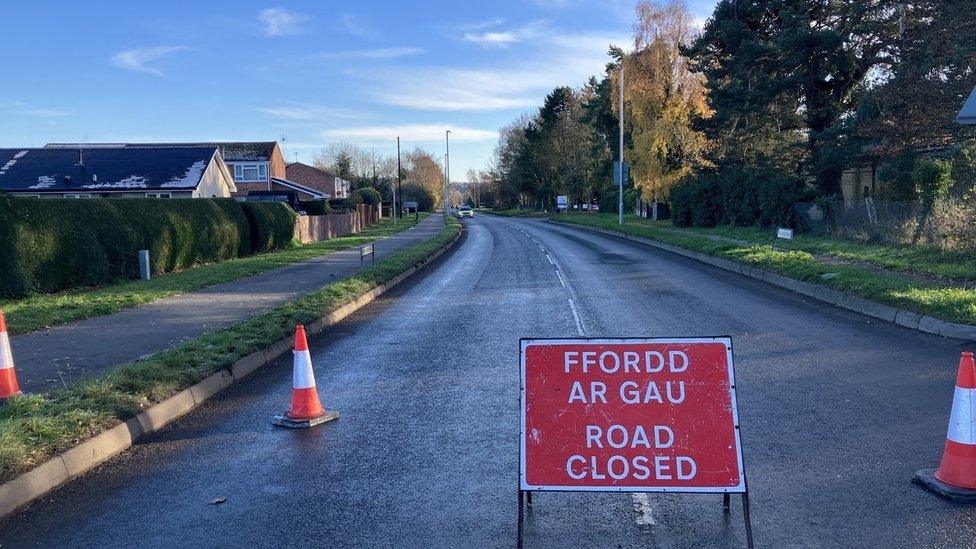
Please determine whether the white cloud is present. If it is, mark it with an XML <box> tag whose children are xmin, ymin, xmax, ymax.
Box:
<box><xmin>256</xmin><ymin>103</ymin><xmax>366</xmax><ymax>121</ymax></box>
<box><xmin>456</xmin><ymin>17</ymin><xmax>506</xmax><ymax>31</ymax></box>
<box><xmin>318</xmin><ymin>47</ymin><xmax>425</xmax><ymax>60</ymax></box>
<box><xmin>464</xmin><ymin>31</ymin><xmax>519</xmax><ymax>47</ymax></box>
<box><xmin>259</xmin><ymin>8</ymin><xmax>308</xmax><ymax>37</ymax></box>
<box><xmin>111</xmin><ymin>46</ymin><xmax>187</xmax><ymax>76</ymax></box>
<box><xmin>353</xmin><ymin>29</ymin><xmax>630</xmax><ymax>112</ymax></box>
<box><xmin>0</xmin><ymin>101</ymin><xmax>70</xmax><ymax>118</ymax></box>
<box><xmin>462</xmin><ymin>20</ymin><xmax>547</xmax><ymax>48</ymax></box>
<box><xmin>322</xmin><ymin>125</ymin><xmax>498</xmax><ymax>143</ymax></box>
<box><xmin>340</xmin><ymin>14</ymin><xmax>378</xmax><ymax>39</ymax></box>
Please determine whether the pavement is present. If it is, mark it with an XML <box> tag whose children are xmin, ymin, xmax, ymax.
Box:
<box><xmin>2</xmin><ymin>213</ymin><xmax>975</xmax><ymax>547</ymax></box>
<box><xmin>9</xmin><ymin>214</ymin><xmax>444</xmax><ymax>393</ymax></box>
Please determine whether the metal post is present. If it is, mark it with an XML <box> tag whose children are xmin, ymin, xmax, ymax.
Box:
<box><xmin>723</xmin><ymin>493</ymin><xmax>730</xmax><ymax>511</ymax></box>
<box><xmin>618</xmin><ymin>63</ymin><xmax>625</xmax><ymax>225</ymax></box>
<box><xmin>517</xmin><ymin>489</ymin><xmax>524</xmax><ymax>549</ymax></box>
<box><xmin>138</xmin><ymin>250</ymin><xmax>151</xmax><ymax>281</ymax></box>
<box><xmin>444</xmin><ymin>130</ymin><xmax>451</xmax><ymax>218</ymax></box>
<box><xmin>742</xmin><ymin>492</ymin><xmax>755</xmax><ymax>549</ymax></box>
<box><xmin>396</xmin><ymin>137</ymin><xmax>402</xmax><ymax>221</ymax></box>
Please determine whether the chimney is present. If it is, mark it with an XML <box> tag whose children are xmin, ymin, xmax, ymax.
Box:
<box><xmin>76</xmin><ymin>148</ymin><xmax>84</xmax><ymax>167</ymax></box>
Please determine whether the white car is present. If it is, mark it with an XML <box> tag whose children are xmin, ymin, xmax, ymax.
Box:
<box><xmin>457</xmin><ymin>206</ymin><xmax>474</xmax><ymax>218</ymax></box>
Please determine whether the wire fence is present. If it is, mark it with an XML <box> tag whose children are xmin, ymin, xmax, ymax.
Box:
<box><xmin>794</xmin><ymin>198</ymin><xmax>976</xmax><ymax>250</ymax></box>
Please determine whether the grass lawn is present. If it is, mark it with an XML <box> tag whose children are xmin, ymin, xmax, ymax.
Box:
<box><xmin>0</xmin><ymin>217</ymin><xmax>460</xmax><ymax>482</ymax></box>
<box><xmin>552</xmin><ymin>213</ymin><xmax>976</xmax><ymax>326</ymax></box>
<box><xmin>0</xmin><ymin>214</ymin><xmax>428</xmax><ymax>335</ymax></box>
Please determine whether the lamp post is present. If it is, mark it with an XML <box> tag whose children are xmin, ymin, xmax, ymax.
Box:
<box><xmin>396</xmin><ymin>136</ymin><xmax>402</xmax><ymax>221</ymax></box>
<box><xmin>618</xmin><ymin>63</ymin><xmax>625</xmax><ymax>225</ymax></box>
<box><xmin>445</xmin><ymin>130</ymin><xmax>451</xmax><ymax>217</ymax></box>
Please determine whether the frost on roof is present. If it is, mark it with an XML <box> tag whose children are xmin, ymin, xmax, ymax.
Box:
<box><xmin>161</xmin><ymin>160</ymin><xmax>206</xmax><ymax>188</ymax></box>
<box><xmin>81</xmin><ymin>176</ymin><xmax>148</xmax><ymax>189</ymax></box>
<box><xmin>30</xmin><ymin>175</ymin><xmax>57</xmax><ymax>189</ymax></box>
<box><xmin>0</xmin><ymin>150</ymin><xmax>28</xmax><ymax>175</ymax></box>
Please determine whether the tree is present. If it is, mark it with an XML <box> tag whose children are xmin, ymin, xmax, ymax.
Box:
<box><xmin>402</xmin><ymin>148</ymin><xmax>444</xmax><ymax>208</ymax></box>
<box><xmin>619</xmin><ymin>0</ymin><xmax>712</xmax><ymax>202</ymax></box>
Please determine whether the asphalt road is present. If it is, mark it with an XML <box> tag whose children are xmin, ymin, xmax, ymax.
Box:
<box><xmin>10</xmin><ymin>215</ymin><xmax>444</xmax><ymax>393</ymax></box>
<box><xmin>2</xmin><ymin>214</ymin><xmax>975</xmax><ymax>548</ymax></box>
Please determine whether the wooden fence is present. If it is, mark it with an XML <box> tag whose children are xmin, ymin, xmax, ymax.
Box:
<box><xmin>294</xmin><ymin>204</ymin><xmax>381</xmax><ymax>244</ymax></box>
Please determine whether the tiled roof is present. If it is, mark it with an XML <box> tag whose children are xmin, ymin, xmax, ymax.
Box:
<box><xmin>285</xmin><ymin>162</ymin><xmax>337</xmax><ymax>196</ymax></box>
<box><xmin>0</xmin><ymin>147</ymin><xmax>218</xmax><ymax>192</ymax></box>
<box><xmin>45</xmin><ymin>141</ymin><xmax>278</xmax><ymax>162</ymax></box>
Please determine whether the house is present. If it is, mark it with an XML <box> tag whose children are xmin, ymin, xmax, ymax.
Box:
<box><xmin>285</xmin><ymin>162</ymin><xmax>351</xmax><ymax>199</ymax></box>
<box><xmin>46</xmin><ymin>141</ymin><xmax>286</xmax><ymax>196</ymax></box>
<box><xmin>0</xmin><ymin>146</ymin><xmax>236</xmax><ymax>198</ymax></box>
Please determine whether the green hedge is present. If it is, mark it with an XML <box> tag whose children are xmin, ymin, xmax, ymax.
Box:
<box><xmin>240</xmin><ymin>202</ymin><xmax>297</xmax><ymax>253</ymax></box>
<box><xmin>0</xmin><ymin>196</ymin><xmax>296</xmax><ymax>298</ymax></box>
<box><xmin>670</xmin><ymin>167</ymin><xmax>807</xmax><ymax>228</ymax></box>
<box><xmin>298</xmin><ymin>199</ymin><xmax>331</xmax><ymax>216</ymax></box>
<box><xmin>354</xmin><ymin>187</ymin><xmax>382</xmax><ymax>204</ymax></box>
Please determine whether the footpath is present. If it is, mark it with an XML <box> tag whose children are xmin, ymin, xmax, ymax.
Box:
<box><xmin>10</xmin><ymin>215</ymin><xmax>445</xmax><ymax>393</ymax></box>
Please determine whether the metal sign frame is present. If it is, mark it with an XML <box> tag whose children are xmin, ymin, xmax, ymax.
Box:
<box><xmin>516</xmin><ymin>336</ymin><xmax>754</xmax><ymax>548</ymax></box>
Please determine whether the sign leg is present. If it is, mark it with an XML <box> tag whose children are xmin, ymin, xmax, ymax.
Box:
<box><xmin>722</xmin><ymin>493</ymin><xmax>730</xmax><ymax>512</ymax></box>
<box><xmin>517</xmin><ymin>489</ymin><xmax>524</xmax><ymax>549</ymax></box>
<box><xmin>526</xmin><ymin>491</ymin><xmax>533</xmax><ymax>508</ymax></box>
<box><xmin>741</xmin><ymin>493</ymin><xmax>755</xmax><ymax>549</ymax></box>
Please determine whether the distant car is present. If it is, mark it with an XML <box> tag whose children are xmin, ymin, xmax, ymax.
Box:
<box><xmin>457</xmin><ymin>205</ymin><xmax>474</xmax><ymax>218</ymax></box>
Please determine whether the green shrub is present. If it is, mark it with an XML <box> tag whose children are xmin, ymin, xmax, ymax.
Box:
<box><xmin>400</xmin><ymin>182</ymin><xmax>435</xmax><ymax>212</ymax></box>
<box><xmin>240</xmin><ymin>202</ymin><xmax>297</xmax><ymax>253</ymax></box>
<box><xmin>670</xmin><ymin>167</ymin><xmax>805</xmax><ymax>228</ymax></box>
<box><xmin>0</xmin><ymin>197</ymin><xmax>257</xmax><ymax>298</ymax></box>
<box><xmin>354</xmin><ymin>187</ymin><xmax>382</xmax><ymax>204</ymax></box>
<box><xmin>298</xmin><ymin>200</ymin><xmax>331</xmax><ymax>216</ymax></box>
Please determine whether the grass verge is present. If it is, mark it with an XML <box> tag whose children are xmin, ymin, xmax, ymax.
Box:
<box><xmin>0</xmin><ymin>214</ymin><xmax>428</xmax><ymax>335</ymax></box>
<box><xmin>0</xmin><ymin>217</ymin><xmax>459</xmax><ymax>482</ymax></box>
<box><xmin>552</xmin><ymin>213</ymin><xmax>976</xmax><ymax>326</ymax></box>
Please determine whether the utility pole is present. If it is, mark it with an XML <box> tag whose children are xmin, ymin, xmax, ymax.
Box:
<box><xmin>445</xmin><ymin>130</ymin><xmax>451</xmax><ymax>217</ymax></box>
<box><xmin>618</xmin><ymin>63</ymin><xmax>625</xmax><ymax>225</ymax></box>
<box><xmin>396</xmin><ymin>137</ymin><xmax>402</xmax><ymax>221</ymax></box>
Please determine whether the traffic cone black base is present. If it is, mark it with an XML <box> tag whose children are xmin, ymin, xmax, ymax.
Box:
<box><xmin>273</xmin><ymin>409</ymin><xmax>339</xmax><ymax>429</ymax></box>
<box><xmin>913</xmin><ymin>468</ymin><xmax>976</xmax><ymax>503</ymax></box>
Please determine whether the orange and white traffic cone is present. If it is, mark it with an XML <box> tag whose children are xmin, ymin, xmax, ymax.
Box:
<box><xmin>273</xmin><ymin>324</ymin><xmax>339</xmax><ymax>428</ymax></box>
<box><xmin>0</xmin><ymin>310</ymin><xmax>21</xmax><ymax>400</ymax></box>
<box><xmin>914</xmin><ymin>351</ymin><xmax>976</xmax><ymax>501</ymax></box>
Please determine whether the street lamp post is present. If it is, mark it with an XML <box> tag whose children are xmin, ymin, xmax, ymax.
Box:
<box><xmin>396</xmin><ymin>136</ymin><xmax>402</xmax><ymax>221</ymax></box>
<box><xmin>445</xmin><ymin>130</ymin><xmax>451</xmax><ymax>217</ymax></box>
<box><xmin>618</xmin><ymin>63</ymin><xmax>625</xmax><ymax>225</ymax></box>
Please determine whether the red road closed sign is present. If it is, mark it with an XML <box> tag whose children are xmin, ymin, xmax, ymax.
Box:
<box><xmin>520</xmin><ymin>337</ymin><xmax>745</xmax><ymax>492</ymax></box>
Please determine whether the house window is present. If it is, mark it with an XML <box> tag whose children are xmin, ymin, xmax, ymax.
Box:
<box><xmin>233</xmin><ymin>163</ymin><xmax>268</xmax><ymax>182</ymax></box>
<box><xmin>63</xmin><ymin>193</ymin><xmax>92</xmax><ymax>199</ymax></box>
<box><xmin>145</xmin><ymin>192</ymin><xmax>172</xmax><ymax>198</ymax></box>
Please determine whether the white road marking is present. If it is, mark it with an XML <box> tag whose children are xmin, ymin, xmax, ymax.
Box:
<box><xmin>501</xmin><ymin>219</ymin><xmax>657</xmax><ymax>529</ymax></box>
<box><xmin>632</xmin><ymin>493</ymin><xmax>656</xmax><ymax>525</ymax></box>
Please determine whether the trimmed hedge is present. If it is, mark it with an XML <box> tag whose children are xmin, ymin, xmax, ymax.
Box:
<box><xmin>298</xmin><ymin>199</ymin><xmax>332</xmax><ymax>216</ymax></box>
<box><xmin>240</xmin><ymin>202</ymin><xmax>297</xmax><ymax>253</ymax></box>
<box><xmin>354</xmin><ymin>187</ymin><xmax>382</xmax><ymax>204</ymax></box>
<box><xmin>670</xmin><ymin>167</ymin><xmax>807</xmax><ymax>228</ymax></box>
<box><xmin>0</xmin><ymin>196</ymin><xmax>296</xmax><ymax>298</ymax></box>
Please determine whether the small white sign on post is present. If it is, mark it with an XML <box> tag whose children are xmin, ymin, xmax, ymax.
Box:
<box><xmin>556</xmin><ymin>196</ymin><xmax>568</xmax><ymax>212</ymax></box>
<box><xmin>776</xmin><ymin>228</ymin><xmax>794</xmax><ymax>240</ymax></box>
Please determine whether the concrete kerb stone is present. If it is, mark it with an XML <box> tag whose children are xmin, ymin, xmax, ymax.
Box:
<box><xmin>61</xmin><ymin>418</ymin><xmax>142</xmax><ymax>478</ymax></box>
<box><xmin>895</xmin><ymin>310</ymin><xmax>924</xmax><ymax>330</ymax></box>
<box><xmin>0</xmin><ymin>457</ymin><xmax>70</xmax><ymax>518</ymax></box>
<box><xmin>551</xmin><ymin>219</ymin><xmax>976</xmax><ymax>342</ymax></box>
<box><xmin>0</xmin><ymin>223</ymin><xmax>463</xmax><ymax>520</ymax></box>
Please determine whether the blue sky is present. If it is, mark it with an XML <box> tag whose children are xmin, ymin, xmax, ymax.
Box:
<box><xmin>0</xmin><ymin>0</ymin><xmax>718</xmax><ymax>179</ymax></box>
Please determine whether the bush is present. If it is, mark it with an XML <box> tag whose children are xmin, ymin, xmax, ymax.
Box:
<box><xmin>298</xmin><ymin>200</ymin><xmax>331</xmax><ymax>216</ymax></box>
<box><xmin>670</xmin><ymin>167</ymin><xmax>805</xmax><ymax>228</ymax></box>
<box><xmin>354</xmin><ymin>187</ymin><xmax>382</xmax><ymax>205</ymax></box>
<box><xmin>400</xmin><ymin>182</ymin><xmax>435</xmax><ymax>212</ymax></box>
<box><xmin>240</xmin><ymin>202</ymin><xmax>297</xmax><ymax>253</ymax></box>
<box><xmin>0</xmin><ymin>197</ymin><xmax>299</xmax><ymax>298</ymax></box>
<box><xmin>328</xmin><ymin>198</ymin><xmax>359</xmax><ymax>214</ymax></box>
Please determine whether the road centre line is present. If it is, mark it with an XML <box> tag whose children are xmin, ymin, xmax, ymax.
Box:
<box><xmin>502</xmin><ymin>219</ymin><xmax>656</xmax><ymax>530</ymax></box>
